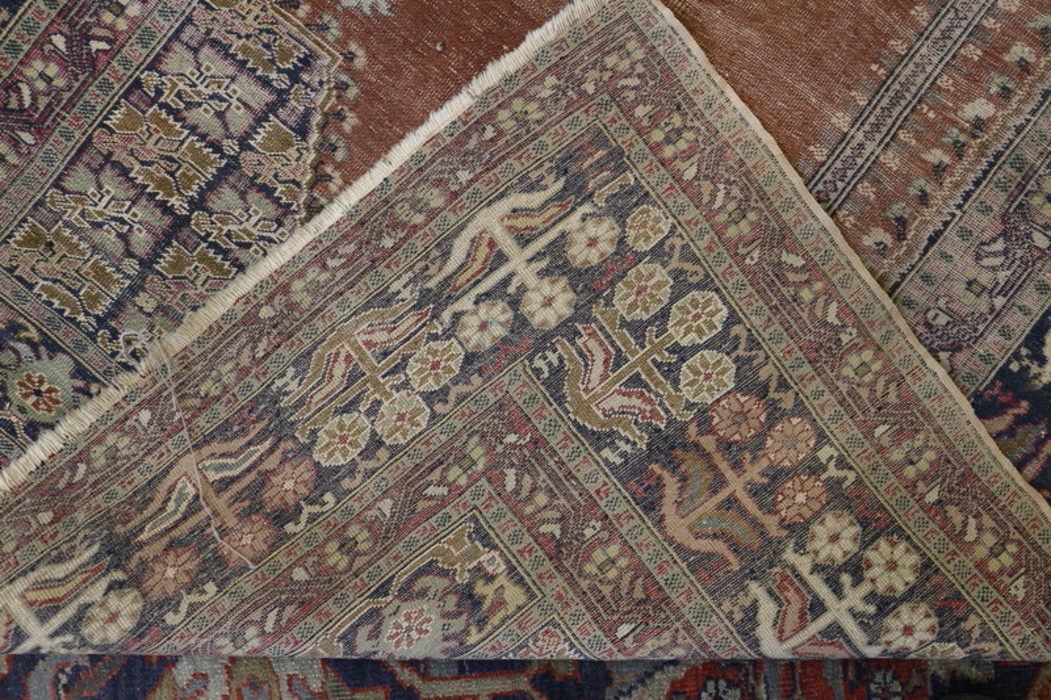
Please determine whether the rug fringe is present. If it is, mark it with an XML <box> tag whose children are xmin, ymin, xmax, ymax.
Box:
<box><xmin>0</xmin><ymin>0</ymin><xmax>606</xmax><ymax>493</ymax></box>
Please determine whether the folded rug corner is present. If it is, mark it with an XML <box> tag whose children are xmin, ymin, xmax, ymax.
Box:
<box><xmin>1</xmin><ymin>0</ymin><xmax>1050</xmax><ymax>663</ymax></box>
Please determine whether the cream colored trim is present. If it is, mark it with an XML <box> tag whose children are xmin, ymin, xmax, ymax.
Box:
<box><xmin>0</xmin><ymin>0</ymin><xmax>606</xmax><ymax>492</ymax></box>
<box><xmin>7</xmin><ymin>0</ymin><xmax>1048</xmax><ymax>532</ymax></box>
<box><xmin>648</xmin><ymin>0</ymin><xmax>1051</xmax><ymax>524</ymax></box>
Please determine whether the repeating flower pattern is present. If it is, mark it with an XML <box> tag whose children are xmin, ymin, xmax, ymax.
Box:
<box><xmin>223</xmin><ymin>514</ymin><xmax>278</xmax><ymax>565</ymax></box>
<box><xmin>521</xmin><ymin>277</ymin><xmax>575</xmax><ymax>330</ymax></box>
<box><xmin>807</xmin><ymin>512</ymin><xmax>861</xmax><ymax>565</ymax></box>
<box><xmin>314</xmin><ymin>413</ymin><xmax>371</xmax><ymax>466</ymax></box>
<box><xmin>775</xmin><ymin>474</ymin><xmax>828</xmax><ymax>524</ymax></box>
<box><xmin>763</xmin><ymin>417</ymin><xmax>816</xmax><ymax>468</ymax></box>
<box><xmin>81</xmin><ymin>589</ymin><xmax>143</xmax><ymax>645</ymax></box>
<box><xmin>613</xmin><ymin>263</ymin><xmax>671</xmax><ymax>320</ymax></box>
<box><xmin>709</xmin><ymin>393</ymin><xmax>767</xmax><ymax>443</ymax></box>
<box><xmin>679</xmin><ymin>351</ymin><xmax>736</xmax><ymax>404</ymax></box>
<box><xmin>6</xmin><ymin>1</ymin><xmax>1039</xmax><ymax>662</ymax></box>
<box><xmin>625</xmin><ymin>204</ymin><xmax>670</xmax><ymax>251</ymax></box>
<box><xmin>140</xmin><ymin>546</ymin><xmax>201</xmax><ymax>600</ymax></box>
<box><xmin>881</xmin><ymin>603</ymin><xmax>938</xmax><ymax>652</ymax></box>
<box><xmin>566</xmin><ymin>216</ymin><xmax>620</xmax><ymax>267</ymax></box>
<box><xmin>670</xmin><ymin>291</ymin><xmax>728</xmax><ymax>345</ymax></box>
<box><xmin>457</xmin><ymin>300</ymin><xmax>514</xmax><ymax>351</ymax></box>
<box><xmin>374</xmin><ymin>391</ymin><xmax>430</xmax><ymax>444</ymax></box>
<box><xmin>408</xmin><ymin>340</ymin><xmax>464</xmax><ymax>391</ymax></box>
<box><xmin>262</xmin><ymin>456</ymin><xmax>317</xmax><ymax>510</ymax></box>
<box><xmin>863</xmin><ymin>537</ymin><xmax>920</xmax><ymax>596</ymax></box>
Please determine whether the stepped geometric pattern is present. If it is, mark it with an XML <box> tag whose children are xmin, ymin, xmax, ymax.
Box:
<box><xmin>0</xmin><ymin>0</ymin><xmax>336</xmax><ymax>464</ymax></box>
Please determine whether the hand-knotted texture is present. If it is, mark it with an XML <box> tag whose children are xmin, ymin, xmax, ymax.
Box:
<box><xmin>2</xmin><ymin>656</ymin><xmax>1049</xmax><ymax>699</ymax></box>
<box><xmin>667</xmin><ymin>0</ymin><xmax>1051</xmax><ymax>498</ymax></box>
<box><xmin>278</xmin><ymin>0</ymin><xmax>570</xmax><ymax>220</ymax></box>
<box><xmin>2</xmin><ymin>0</ymin><xmax>1050</xmax><ymax>661</ymax></box>
<box><xmin>270</xmin><ymin>0</ymin><xmax>1051</xmax><ymax>504</ymax></box>
<box><xmin>0</xmin><ymin>0</ymin><xmax>338</xmax><ymax>464</ymax></box>
<box><xmin>0</xmin><ymin>0</ymin><xmax>607</xmax><ymax>478</ymax></box>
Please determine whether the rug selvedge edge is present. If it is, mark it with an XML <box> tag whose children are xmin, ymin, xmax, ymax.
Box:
<box><xmin>648</xmin><ymin>0</ymin><xmax>1051</xmax><ymax>530</ymax></box>
<box><xmin>0</xmin><ymin>0</ymin><xmax>611</xmax><ymax>493</ymax></box>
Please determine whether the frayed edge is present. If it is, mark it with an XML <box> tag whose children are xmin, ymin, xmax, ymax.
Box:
<box><xmin>0</xmin><ymin>0</ymin><xmax>606</xmax><ymax>495</ymax></box>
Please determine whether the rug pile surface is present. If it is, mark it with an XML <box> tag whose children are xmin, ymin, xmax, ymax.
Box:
<box><xmin>1</xmin><ymin>0</ymin><xmax>1050</xmax><ymax>692</ymax></box>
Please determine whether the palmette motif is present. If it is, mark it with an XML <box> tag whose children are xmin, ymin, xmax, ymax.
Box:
<box><xmin>0</xmin><ymin>0</ymin><xmax>1049</xmax><ymax>661</ymax></box>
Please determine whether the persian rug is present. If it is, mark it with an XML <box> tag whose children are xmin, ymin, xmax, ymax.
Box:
<box><xmin>0</xmin><ymin>0</ymin><xmax>339</xmax><ymax>465</ymax></box>
<box><xmin>7</xmin><ymin>0</ymin><xmax>1051</xmax><ymax>573</ymax></box>
<box><xmin>0</xmin><ymin>0</ymin><xmax>567</xmax><ymax>469</ymax></box>
<box><xmin>274</xmin><ymin>0</ymin><xmax>1051</xmax><ymax>508</ymax></box>
<box><xmin>2</xmin><ymin>656</ymin><xmax>1050</xmax><ymax>699</ymax></box>
<box><xmin>2</xmin><ymin>0</ymin><xmax>1049</xmax><ymax>663</ymax></box>
<box><xmin>664</xmin><ymin>0</ymin><xmax>1051</xmax><ymax>498</ymax></box>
